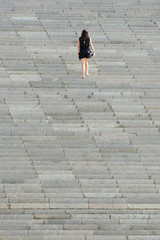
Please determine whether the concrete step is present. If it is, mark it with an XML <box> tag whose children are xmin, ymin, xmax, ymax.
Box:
<box><xmin>1</xmin><ymin>0</ymin><xmax>160</xmax><ymax>238</ymax></box>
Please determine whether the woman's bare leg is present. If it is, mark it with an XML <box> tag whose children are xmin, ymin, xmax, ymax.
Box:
<box><xmin>85</xmin><ymin>58</ymin><xmax>88</xmax><ymax>75</ymax></box>
<box><xmin>81</xmin><ymin>58</ymin><xmax>85</xmax><ymax>78</ymax></box>
<box><xmin>85</xmin><ymin>58</ymin><xmax>89</xmax><ymax>75</ymax></box>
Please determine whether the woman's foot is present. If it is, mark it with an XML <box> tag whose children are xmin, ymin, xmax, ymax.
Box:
<box><xmin>86</xmin><ymin>73</ymin><xmax>89</xmax><ymax>76</ymax></box>
<box><xmin>82</xmin><ymin>75</ymin><xmax>85</xmax><ymax>79</ymax></box>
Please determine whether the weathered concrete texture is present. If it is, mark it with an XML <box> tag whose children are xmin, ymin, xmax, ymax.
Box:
<box><xmin>0</xmin><ymin>0</ymin><xmax>160</xmax><ymax>238</ymax></box>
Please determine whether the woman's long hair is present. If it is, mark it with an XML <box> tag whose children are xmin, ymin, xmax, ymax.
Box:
<box><xmin>80</xmin><ymin>29</ymin><xmax>88</xmax><ymax>41</ymax></box>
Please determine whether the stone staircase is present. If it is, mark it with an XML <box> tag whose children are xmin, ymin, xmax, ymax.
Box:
<box><xmin>0</xmin><ymin>0</ymin><xmax>160</xmax><ymax>239</ymax></box>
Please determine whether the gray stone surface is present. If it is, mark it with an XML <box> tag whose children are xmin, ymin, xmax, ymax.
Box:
<box><xmin>0</xmin><ymin>0</ymin><xmax>160</xmax><ymax>238</ymax></box>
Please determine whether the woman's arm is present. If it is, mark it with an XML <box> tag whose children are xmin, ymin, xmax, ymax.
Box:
<box><xmin>78</xmin><ymin>40</ymin><xmax>80</xmax><ymax>54</ymax></box>
<box><xmin>90</xmin><ymin>38</ymin><xmax>95</xmax><ymax>53</ymax></box>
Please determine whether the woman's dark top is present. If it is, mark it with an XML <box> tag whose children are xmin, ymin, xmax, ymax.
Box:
<box><xmin>78</xmin><ymin>36</ymin><xmax>92</xmax><ymax>60</ymax></box>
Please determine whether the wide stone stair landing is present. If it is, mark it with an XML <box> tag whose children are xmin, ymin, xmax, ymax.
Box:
<box><xmin>1</xmin><ymin>0</ymin><xmax>160</xmax><ymax>239</ymax></box>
